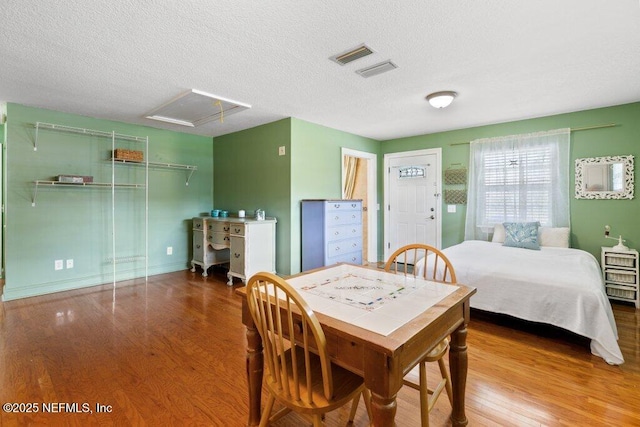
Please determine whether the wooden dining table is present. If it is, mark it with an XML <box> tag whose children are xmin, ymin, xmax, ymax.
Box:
<box><xmin>236</xmin><ymin>263</ymin><xmax>476</xmax><ymax>427</ymax></box>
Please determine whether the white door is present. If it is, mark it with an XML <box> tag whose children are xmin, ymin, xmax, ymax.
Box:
<box><xmin>384</xmin><ymin>149</ymin><xmax>441</xmax><ymax>263</ymax></box>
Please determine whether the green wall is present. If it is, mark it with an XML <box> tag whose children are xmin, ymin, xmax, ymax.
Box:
<box><xmin>381</xmin><ymin>102</ymin><xmax>640</xmax><ymax>260</ymax></box>
<box><xmin>213</xmin><ymin>119</ymin><xmax>292</xmax><ymax>275</ymax></box>
<box><xmin>212</xmin><ymin>118</ymin><xmax>378</xmax><ymax>275</ymax></box>
<box><xmin>3</xmin><ymin>101</ymin><xmax>636</xmax><ymax>300</ymax></box>
<box><xmin>290</xmin><ymin>118</ymin><xmax>379</xmax><ymax>273</ymax></box>
<box><xmin>3</xmin><ymin>104</ymin><xmax>213</xmax><ymax>300</ymax></box>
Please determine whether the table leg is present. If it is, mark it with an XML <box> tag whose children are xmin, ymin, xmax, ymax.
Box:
<box><xmin>370</xmin><ymin>391</ymin><xmax>397</xmax><ymax>427</ymax></box>
<box><xmin>449</xmin><ymin>321</ymin><xmax>469</xmax><ymax>426</ymax></box>
<box><xmin>245</xmin><ymin>322</ymin><xmax>263</xmax><ymax>426</ymax></box>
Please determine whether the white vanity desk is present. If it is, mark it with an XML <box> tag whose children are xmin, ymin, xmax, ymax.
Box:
<box><xmin>191</xmin><ymin>216</ymin><xmax>277</xmax><ymax>285</ymax></box>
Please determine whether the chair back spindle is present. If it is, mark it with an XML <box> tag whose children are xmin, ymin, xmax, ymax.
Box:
<box><xmin>385</xmin><ymin>244</ymin><xmax>457</xmax><ymax>284</ymax></box>
<box><xmin>247</xmin><ymin>273</ymin><xmax>334</xmax><ymax>404</ymax></box>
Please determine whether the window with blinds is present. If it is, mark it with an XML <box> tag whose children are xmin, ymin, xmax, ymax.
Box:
<box><xmin>481</xmin><ymin>145</ymin><xmax>553</xmax><ymax>227</ymax></box>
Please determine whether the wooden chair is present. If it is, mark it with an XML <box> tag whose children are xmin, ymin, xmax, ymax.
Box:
<box><xmin>246</xmin><ymin>272</ymin><xmax>371</xmax><ymax>426</ymax></box>
<box><xmin>384</xmin><ymin>244</ymin><xmax>455</xmax><ymax>427</ymax></box>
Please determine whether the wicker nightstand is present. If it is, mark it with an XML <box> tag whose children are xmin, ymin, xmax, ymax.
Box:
<box><xmin>601</xmin><ymin>247</ymin><xmax>639</xmax><ymax>308</ymax></box>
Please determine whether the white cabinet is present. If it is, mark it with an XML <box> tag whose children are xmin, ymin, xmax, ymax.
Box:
<box><xmin>601</xmin><ymin>247</ymin><xmax>639</xmax><ymax>308</ymax></box>
<box><xmin>301</xmin><ymin>199</ymin><xmax>363</xmax><ymax>271</ymax></box>
<box><xmin>191</xmin><ymin>217</ymin><xmax>277</xmax><ymax>285</ymax></box>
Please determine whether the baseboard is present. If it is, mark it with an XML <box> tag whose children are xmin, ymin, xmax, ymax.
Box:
<box><xmin>1</xmin><ymin>262</ymin><xmax>191</xmax><ymax>301</ymax></box>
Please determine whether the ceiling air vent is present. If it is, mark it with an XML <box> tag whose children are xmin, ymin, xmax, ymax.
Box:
<box><xmin>356</xmin><ymin>60</ymin><xmax>398</xmax><ymax>78</ymax></box>
<box><xmin>145</xmin><ymin>89</ymin><xmax>251</xmax><ymax>127</ymax></box>
<box><xmin>329</xmin><ymin>44</ymin><xmax>374</xmax><ymax>65</ymax></box>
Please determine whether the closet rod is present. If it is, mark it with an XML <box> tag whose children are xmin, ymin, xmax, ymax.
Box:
<box><xmin>448</xmin><ymin>123</ymin><xmax>617</xmax><ymax>146</ymax></box>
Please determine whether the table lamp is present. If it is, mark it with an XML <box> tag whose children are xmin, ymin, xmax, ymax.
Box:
<box><xmin>604</xmin><ymin>225</ymin><xmax>629</xmax><ymax>251</ymax></box>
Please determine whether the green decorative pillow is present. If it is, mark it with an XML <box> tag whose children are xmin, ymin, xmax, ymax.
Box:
<box><xmin>502</xmin><ymin>222</ymin><xmax>541</xmax><ymax>250</ymax></box>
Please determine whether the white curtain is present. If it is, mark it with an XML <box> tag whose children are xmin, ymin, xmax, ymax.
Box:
<box><xmin>465</xmin><ymin>128</ymin><xmax>570</xmax><ymax>241</ymax></box>
<box><xmin>343</xmin><ymin>156</ymin><xmax>359</xmax><ymax>199</ymax></box>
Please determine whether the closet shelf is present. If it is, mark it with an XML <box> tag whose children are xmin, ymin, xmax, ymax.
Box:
<box><xmin>111</xmin><ymin>158</ymin><xmax>197</xmax><ymax>185</ymax></box>
<box><xmin>31</xmin><ymin>180</ymin><xmax>145</xmax><ymax>206</ymax></box>
<box><xmin>111</xmin><ymin>158</ymin><xmax>197</xmax><ymax>170</ymax></box>
<box><xmin>34</xmin><ymin>122</ymin><xmax>146</xmax><ymax>151</ymax></box>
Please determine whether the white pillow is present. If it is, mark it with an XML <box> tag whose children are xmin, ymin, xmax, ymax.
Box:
<box><xmin>491</xmin><ymin>224</ymin><xmax>506</xmax><ymax>243</ymax></box>
<box><xmin>538</xmin><ymin>227</ymin><xmax>570</xmax><ymax>248</ymax></box>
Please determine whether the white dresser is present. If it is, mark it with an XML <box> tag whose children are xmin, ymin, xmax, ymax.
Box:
<box><xmin>191</xmin><ymin>216</ymin><xmax>277</xmax><ymax>285</ymax></box>
<box><xmin>301</xmin><ymin>199</ymin><xmax>363</xmax><ymax>271</ymax></box>
<box><xmin>601</xmin><ymin>247</ymin><xmax>639</xmax><ymax>308</ymax></box>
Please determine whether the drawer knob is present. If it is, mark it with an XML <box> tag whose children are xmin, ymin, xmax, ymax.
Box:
<box><xmin>196</xmin><ymin>244</ymin><xmax>201</xmax><ymax>249</ymax></box>
<box><xmin>334</xmin><ymin>204</ymin><xmax>340</xmax><ymax>208</ymax></box>
<box><xmin>224</xmin><ymin>226</ymin><xmax>230</xmax><ymax>231</ymax></box>
<box><xmin>335</xmin><ymin>216</ymin><xmax>339</xmax><ymax>220</ymax></box>
<box><xmin>335</xmin><ymin>247</ymin><xmax>340</xmax><ymax>251</ymax></box>
<box><xmin>335</xmin><ymin>231</ymin><xmax>339</xmax><ymax>235</ymax></box>
<box><xmin>224</xmin><ymin>236</ymin><xmax>229</xmax><ymax>241</ymax></box>
<box><xmin>234</xmin><ymin>228</ymin><xmax>241</xmax><ymax>233</ymax></box>
<box><xmin>196</xmin><ymin>224</ymin><xmax>201</xmax><ymax>229</ymax></box>
<box><xmin>234</xmin><ymin>253</ymin><xmax>241</xmax><ymax>258</ymax></box>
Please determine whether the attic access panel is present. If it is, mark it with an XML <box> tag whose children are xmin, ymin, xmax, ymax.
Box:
<box><xmin>145</xmin><ymin>89</ymin><xmax>251</xmax><ymax>127</ymax></box>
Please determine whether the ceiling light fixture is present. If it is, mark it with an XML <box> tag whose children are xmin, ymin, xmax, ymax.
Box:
<box><xmin>426</xmin><ymin>91</ymin><xmax>457</xmax><ymax>109</ymax></box>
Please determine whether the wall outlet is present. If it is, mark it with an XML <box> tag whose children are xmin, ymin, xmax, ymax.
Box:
<box><xmin>167</xmin><ymin>246</ymin><xmax>173</xmax><ymax>255</ymax></box>
<box><xmin>66</xmin><ymin>259</ymin><xmax>74</xmax><ymax>269</ymax></box>
<box><xmin>55</xmin><ymin>260</ymin><xmax>64</xmax><ymax>270</ymax></box>
<box><xmin>278</xmin><ymin>146</ymin><xmax>286</xmax><ymax>156</ymax></box>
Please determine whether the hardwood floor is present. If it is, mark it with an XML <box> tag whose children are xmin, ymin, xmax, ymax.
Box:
<box><xmin>1</xmin><ymin>269</ymin><xmax>638</xmax><ymax>426</ymax></box>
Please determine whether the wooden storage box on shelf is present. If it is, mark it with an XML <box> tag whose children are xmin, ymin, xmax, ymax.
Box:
<box><xmin>113</xmin><ymin>149</ymin><xmax>144</xmax><ymax>162</ymax></box>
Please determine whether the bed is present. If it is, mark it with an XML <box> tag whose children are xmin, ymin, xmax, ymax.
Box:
<box><xmin>418</xmin><ymin>239</ymin><xmax>624</xmax><ymax>365</ymax></box>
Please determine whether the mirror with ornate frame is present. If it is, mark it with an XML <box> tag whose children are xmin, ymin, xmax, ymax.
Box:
<box><xmin>575</xmin><ymin>155</ymin><xmax>634</xmax><ymax>199</ymax></box>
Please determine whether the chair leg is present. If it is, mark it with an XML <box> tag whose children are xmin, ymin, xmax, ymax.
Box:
<box><xmin>348</xmin><ymin>389</ymin><xmax>372</xmax><ymax>425</ymax></box>
<box><xmin>363</xmin><ymin>388</ymin><xmax>372</xmax><ymax>421</ymax></box>
<box><xmin>259</xmin><ymin>395</ymin><xmax>275</xmax><ymax>427</ymax></box>
<box><xmin>347</xmin><ymin>393</ymin><xmax>360</xmax><ymax>424</ymax></box>
<box><xmin>312</xmin><ymin>414</ymin><xmax>324</xmax><ymax>427</ymax></box>
<box><xmin>437</xmin><ymin>358</ymin><xmax>453</xmax><ymax>405</ymax></box>
<box><xmin>419</xmin><ymin>362</ymin><xmax>429</xmax><ymax>427</ymax></box>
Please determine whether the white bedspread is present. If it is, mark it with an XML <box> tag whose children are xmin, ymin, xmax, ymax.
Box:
<box><xmin>422</xmin><ymin>240</ymin><xmax>624</xmax><ymax>365</ymax></box>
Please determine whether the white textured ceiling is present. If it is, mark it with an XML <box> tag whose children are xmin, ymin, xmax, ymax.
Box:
<box><xmin>1</xmin><ymin>1</ymin><xmax>639</xmax><ymax>141</ymax></box>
